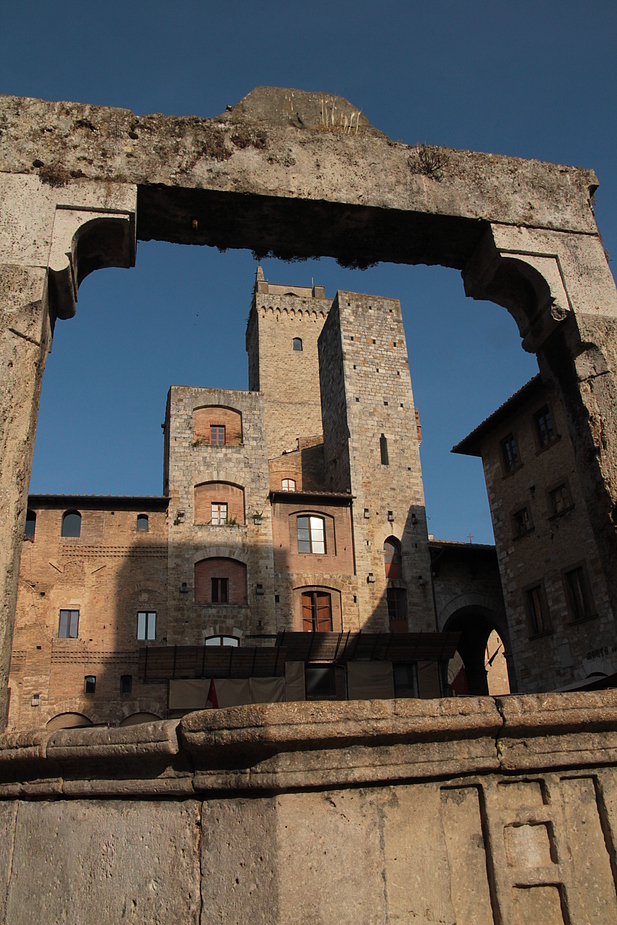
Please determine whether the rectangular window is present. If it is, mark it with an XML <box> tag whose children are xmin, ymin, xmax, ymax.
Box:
<box><xmin>297</xmin><ymin>516</ymin><xmax>325</xmax><ymax>554</ymax></box>
<box><xmin>84</xmin><ymin>675</ymin><xmax>96</xmax><ymax>694</ymax></box>
<box><xmin>210</xmin><ymin>425</ymin><xmax>225</xmax><ymax>446</ymax></box>
<box><xmin>59</xmin><ymin>609</ymin><xmax>79</xmax><ymax>638</ymax></box>
<box><xmin>534</xmin><ymin>405</ymin><xmax>555</xmax><ymax>448</ymax></box>
<box><xmin>565</xmin><ymin>566</ymin><xmax>594</xmax><ymax>622</ymax></box>
<box><xmin>549</xmin><ymin>482</ymin><xmax>572</xmax><ymax>515</ymax></box>
<box><xmin>380</xmin><ymin>433</ymin><xmax>389</xmax><ymax>466</ymax></box>
<box><xmin>282</xmin><ymin>479</ymin><xmax>296</xmax><ymax>491</ymax></box>
<box><xmin>302</xmin><ymin>591</ymin><xmax>332</xmax><ymax>632</ymax></box>
<box><xmin>211</xmin><ymin>577</ymin><xmax>229</xmax><ymax>603</ymax></box>
<box><xmin>525</xmin><ymin>584</ymin><xmax>551</xmax><ymax>635</ymax></box>
<box><xmin>137</xmin><ymin>611</ymin><xmax>156</xmax><ymax>641</ymax></box>
<box><xmin>513</xmin><ymin>507</ymin><xmax>532</xmax><ymax>537</ymax></box>
<box><xmin>211</xmin><ymin>502</ymin><xmax>228</xmax><ymax>525</ymax></box>
<box><xmin>387</xmin><ymin>588</ymin><xmax>408</xmax><ymax>631</ymax></box>
<box><xmin>120</xmin><ymin>674</ymin><xmax>132</xmax><ymax>694</ymax></box>
<box><xmin>501</xmin><ymin>433</ymin><xmax>518</xmax><ymax>473</ymax></box>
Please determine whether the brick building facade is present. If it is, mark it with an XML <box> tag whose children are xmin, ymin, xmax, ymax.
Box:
<box><xmin>454</xmin><ymin>374</ymin><xmax>617</xmax><ymax>692</ymax></box>
<box><xmin>8</xmin><ymin>269</ymin><xmax>503</xmax><ymax>730</ymax></box>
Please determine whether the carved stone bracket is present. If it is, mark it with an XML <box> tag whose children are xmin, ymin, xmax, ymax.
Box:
<box><xmin>463</xmin><ymin>224</ymin><xmax>573</xmax><ymax>353</ymax></box>
<box><xmin>48</xmin><ymin>193</ymin><xmax>137</xmax><ymax>322</ymax></box>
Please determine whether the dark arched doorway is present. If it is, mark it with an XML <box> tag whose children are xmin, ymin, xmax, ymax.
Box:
<box><xmin>444</xmin><ymin>607</ymin><xmax>511</xmax><ymax>696</ymax></box>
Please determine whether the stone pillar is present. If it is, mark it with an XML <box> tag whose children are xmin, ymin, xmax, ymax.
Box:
<box><xmin>464</xmin><ymin>223</ymin><xmax>617</xmax><ymax>635</ymax></box>
<box><xmin>0</xmin><ymin>175</ymin><xmax>136</xmax><ymax>726</ymax></box>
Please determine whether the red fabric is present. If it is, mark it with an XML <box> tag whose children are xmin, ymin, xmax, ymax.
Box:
<box><xmin>207</xmin><ymin>679</ymin><xmax>219</xmax><ymax>709</ymax></box>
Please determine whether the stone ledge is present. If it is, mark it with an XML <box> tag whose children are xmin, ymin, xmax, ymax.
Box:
<box><xmin>1</xmin><ymin>693</ymin><xmax>617</xmax><ymax>798</ymax></box>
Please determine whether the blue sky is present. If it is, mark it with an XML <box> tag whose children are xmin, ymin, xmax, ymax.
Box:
<box><xmin>1</xmin><ymin>1</ymin><xmax>616</xmax><ymax>543</ymax></box>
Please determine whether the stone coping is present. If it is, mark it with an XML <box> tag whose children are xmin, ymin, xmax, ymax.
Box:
<box><xmin>0</xmin><ymin>691</ymin><xmax>617</xmax><ymax>798</ymax></box>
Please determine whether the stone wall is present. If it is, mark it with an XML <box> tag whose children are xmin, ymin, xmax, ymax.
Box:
<box><xmin>457</xmin><ymin>377</ymin><xmax>617</xmax><ymax>693</ymax></box>
<box><xmin>165</xmin><ymin>386</ymin><xmax>276</xmax><ymax>640</ymax></box>
<box><xmin>2</xmin><ymin>692</ymin><xmax>617</xmax><ymax>924</ymax></box>
<box><xmin>246</xmin><ymin>276</ymin><xmax>331</xmax><ymax>459</ymax></box>
<box><xmin>319</xmin><ymin>291</ymin><xmax>434</xmax><ymax>632</ymax></box>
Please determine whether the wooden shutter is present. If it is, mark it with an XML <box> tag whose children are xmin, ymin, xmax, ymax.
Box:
<box><xmin>302</xmin><ymin>593</ymin><xmax>314</xmax><ymax>632</ymax></box>
<box><xmin>316</xmin><ymin>594</ymin><xmax>332</xmax><ymax>632</ymax></box>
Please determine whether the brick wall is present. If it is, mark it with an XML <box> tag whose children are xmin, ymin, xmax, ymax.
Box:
<box><xmin>193</xmin><ymin>406</ymin><xmax>242</xmax><ymax>446</ymax></box>
<box><xmin>8</xmin><ymin>500</ymin><xmax>169</xmax><ymax>730</ymax></box>
<box><xmin>194</xmin><ymin>482</ymin><xmax>245</xmax><ymax>525</ymax></box>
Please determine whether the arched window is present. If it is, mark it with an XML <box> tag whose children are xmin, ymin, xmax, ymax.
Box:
<box><xmin>24</xmin><ymin>509</ymin><xmax>36</xmax><ymax>540</ymax></box>
<box><xmin>380</xmin><ymin>433</ymin><xmax>389</xmax><ymax>466</ymax></box>
<box><xmin>136</xmin><ymin>514</ymin><xmax>149</xmax><ymax>532</ymax></box>
<box><xmin>61</xmin><ymin>510</ymin><xmax>81</xmax><ymax>538</ymax></box>
<box><xmin>194</xmin><ymin>558</ymin><xmax>247</xmax><ymax>605</ymax></box>
<box><xmin>282</xmin><ymin>478</ymin><xmax>296</xmax><ymax>491</ymax></box>
<box><xmin>302</xmin><ymin>591</ymin><xmax>332</xmax><ymax>632</ymax></box>
<box><xmin>297</xmin><ymin>516</ymin><xmax>325</xmax><ymax>554</ymax></box>
<box><xmin>205</xmin><ymin>635</ymin><xmax>239</xmax><ymax>647</ymax></box>
<box><xmin>293</xmin><ymin>337</ymin><xmax>303</xmax><ymax>351</ymax></box>
<box><xmin>384</xmin><ymin>537</ymin><xmax>402</xmax><ymax>578</ymax></box>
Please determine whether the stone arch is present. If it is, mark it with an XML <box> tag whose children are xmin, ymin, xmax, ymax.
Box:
<box><xmin>46</xmin><ymin>712</ymin><xmax>92</xmax><ymax>730</ymax></box>
<box><xmin>193</xmin><ymin>405</ymin><xmax>242</xmax><ymax>445</ymax></box>
<box><xmin>120</xmin><ymin>712</ymin><xmax>162</xmax><ymax>726</ymax></box>
<box><xmin>194</xmin><ymin>481</ymin><xmax>245</xmax><ymax>525</ymax></box>
<box><xmin>440</xmin><ymin>594</ymin><xmax>515</xmax><ymax>695</ymax></box>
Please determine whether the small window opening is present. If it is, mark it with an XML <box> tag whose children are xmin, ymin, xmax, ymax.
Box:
<box><xmin>293</xmin><ymin>337</ymin><xmax>303</xmax><ymax>351</ymax></box>
<box><xmin>61</xmin><ymin>510</ymin><xmax>81</xmax><ymax>538</ymax></box>
<box><xmin>120</xmin><ymin>675</ymin><xmax>132</xmax><ymax>694</ymax></box>
<box><xmin>526</xmin><ymin>584</ymin><xmax>551</xmax><ymax>635</ymax></box>
<box><xmin>24</xmin><ymin>510</ymin><xmax>36</xmax><ymax>540</ymax></box>
<box><xmin>282</xmin><ymin>479</ymin><xmax>296</xmax><ymax>491</ymax></box>
<box><xmin>136</xmin><ymin>514</ymin><xmax>149</xmax><ymax>532</ymax></box>
<box><xmin>212</xmin><ymin>577</ymin><xmax>229</xmax><ymax>603</ymax></box>
<box><xmin>534</xmin><ymin>405</ymin><xmax>555</xmax><ymax>448</ymax></box>
<box><xmin>500</xmin><ymin>433</ymin><xmax>518</xmax><ymax>473</ymax></box>
<box><xmin>84</xmin><ymin>676</ymin><xmax>96</xmax><ymax>695</ymax></box>
<box><xmin>380</xmin><ymin>434</ymin><xmax>389</xmax><ymax>465</ymax></box>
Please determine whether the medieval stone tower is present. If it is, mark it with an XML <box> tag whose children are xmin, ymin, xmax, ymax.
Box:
<box><xmin>246</xmin><ymin>267</ymin><xmax>331</xmax><ymax>458</ymax></box>
<box><xmin>318</xmin><ymin>291</ymin><xmax>434</xmax><ymax>633</ymax></box>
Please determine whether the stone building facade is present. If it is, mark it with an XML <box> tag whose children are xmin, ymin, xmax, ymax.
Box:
<box><xmin>454</xmin><ymin>374</ymin><xmax>617</xmax><ymax>692</ymax></box>
<box><xmin>8</xmin><ymin>269</ymin><xmax>469</xmax><ymax>731</ymax></box>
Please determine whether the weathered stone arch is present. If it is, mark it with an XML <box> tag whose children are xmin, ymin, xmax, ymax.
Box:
<box><xmin>1</xmin><ymin>85</ymin><xmax>617</xmax><ymax>724</ymax></box>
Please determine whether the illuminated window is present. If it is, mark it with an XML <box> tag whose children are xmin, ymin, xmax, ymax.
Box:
<box><xmin>210</xmin><ymin>425</ymin><xmax>225</xmax><ymax>445</ymax></box>
<box><xmin>297</xmin><ymin>516</ymin><xmax>325</xmax><ymax>554</ymax></box>
<box><xmin>211</xmin><ymin>502</ymin><xmax>228</xmax><ymax>525</ymax></box>
<box><xmin>137</xmin><ymin>611</ymin><xmax>156</xmax><ymax>641</ymax></box>
<box><xmin>282</xmin><ymin>479</ymin><xmax>296</xmax><ymax>491</ymax></box>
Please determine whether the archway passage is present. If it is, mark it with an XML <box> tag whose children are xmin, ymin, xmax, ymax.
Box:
<box><xmin>445</xmin><ymin>609</ymin><xmax>510</xmax><ymax>696</ymax></box>
<box><xmin>1</xmin><ymin>85</ymin><xmax>617</xmax><ymax>729</ymax></box>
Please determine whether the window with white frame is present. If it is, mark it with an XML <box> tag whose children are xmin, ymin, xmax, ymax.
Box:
<box><xmin>282</xmin><ymin>479</ymin><xmax>296</xmax><ymax>491</ymax></box>
<box><xmin>297</xmin><ymin>516</ymin><xmax>326</xmax><ymax>554</ymax></box>
<box><xmin>59</xmin><ymin>609</ymin><xmax>79</xmax><ymax>638</ymax></box>
<box><xmin>137</xmin><ymin>611</ymin><xmax>156</xmax><ymax>641</ymax></box>
<box><xmin>211</xmin><ymin>502</ymin><xmax>228</xmax><ymax>525</ymax></box>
